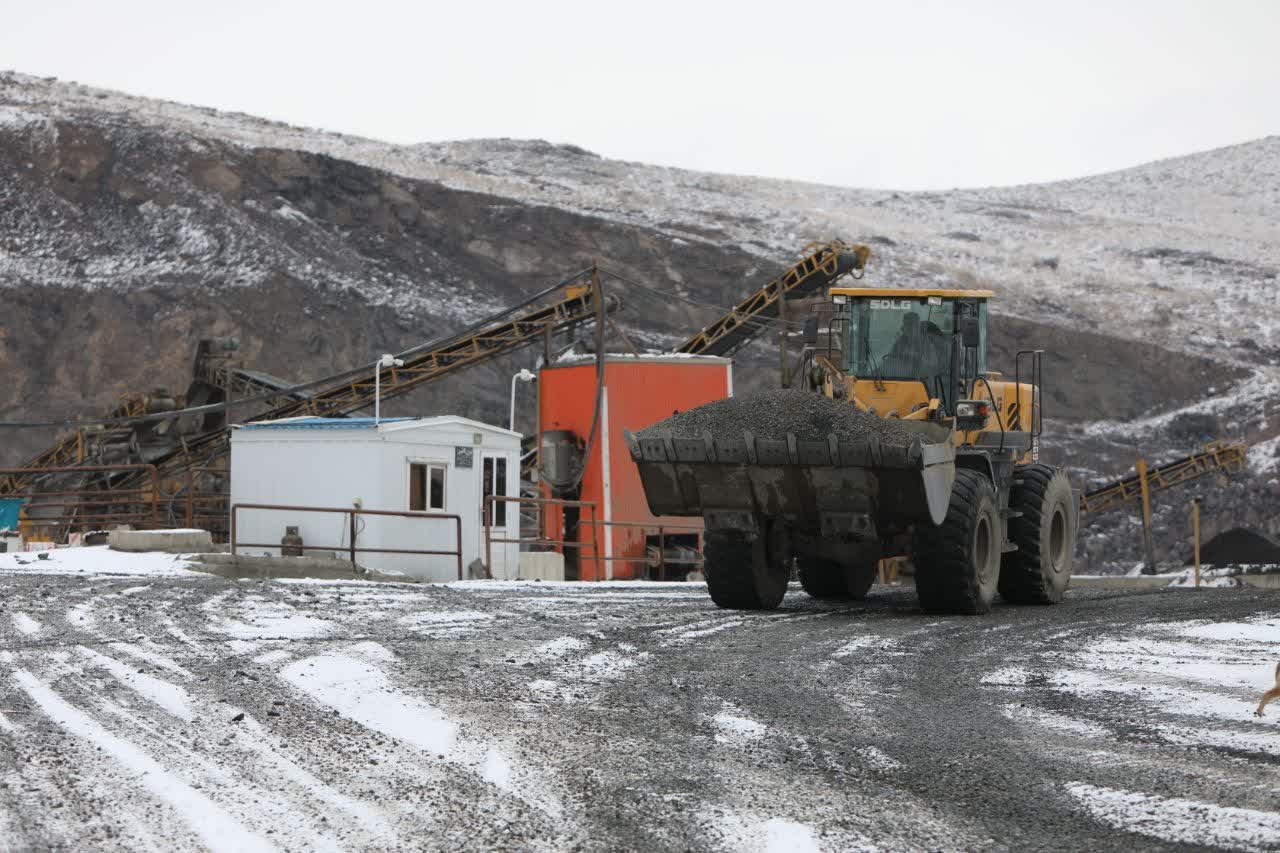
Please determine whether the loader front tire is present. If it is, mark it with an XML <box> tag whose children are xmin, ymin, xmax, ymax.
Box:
<box><xmin>912</xmin><ymin>468</ymin><xmax>1001</xmax><ymax>615</ymax></box>
<box><xmin>704</xmin><ymin>528</ymin><xmax>788</xmax><ymax>610</ymax></box>
<box><xmin>999</xmin><ymin>465</ymin><xmax>1075</xmax><ymax>604</ymax></box>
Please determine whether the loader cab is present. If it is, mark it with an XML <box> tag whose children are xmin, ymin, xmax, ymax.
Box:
<box><xmin>828</xmin><ymin>288</ymin><xmax>992</xmax><ymax>415</ymax></box>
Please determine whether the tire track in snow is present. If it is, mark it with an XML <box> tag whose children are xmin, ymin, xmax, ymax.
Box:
<box><xmin>92</xmin><ymin>697</ymin><xmax>376</xmax><ymax>850</ymax></box>
<box><xmin>280</xmin><ymin>646</ymin><xmax>564</xmax><ymax>818</ymax></box>
<box><xmin>78</xmin><ymin>647</ymin><xmax>193</xmax><ymax>721</ymax></box>
<box><xmin>11</xmin><ymin>668</ymin><xmax>276</xmax><ymax>853</ymax></box>
<box><xmin>1067</xmin><ymin>782</ymin><xmax>1280</xmax><ymax>851</ymax></box>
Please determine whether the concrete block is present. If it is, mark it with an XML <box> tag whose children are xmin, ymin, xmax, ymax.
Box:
<box><xmin>109</xmin><ymin>528</ymin><xmax>213</xmax><ymax>554</ymax></box>
<box><xmin>190</xmin><ymin>552</ymin><xmax>412</xmax><ymax>582</ymax></box>
<box><xmin>519</xmin><ymin>551</ymin><xmax>565</xmax><ymax>581</ymax></box>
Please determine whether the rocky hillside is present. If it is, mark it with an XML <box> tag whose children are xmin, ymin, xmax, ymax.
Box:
<box><xmin>1</xmin><ymin>71</ymin><xmax>1277</xmax><ymax>570</ymax></box>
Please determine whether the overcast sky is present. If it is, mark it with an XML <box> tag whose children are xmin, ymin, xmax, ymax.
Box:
<box><xmin>4</xmin><ymin>0</ymin><xmax>1278</xmax><ymax>190</ymax></box>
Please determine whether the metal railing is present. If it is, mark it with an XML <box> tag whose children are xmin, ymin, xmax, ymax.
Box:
<box><xmin>588</xmin><ymin>518</ymin><xmax>704</xmax><ymax>581</ymax></box>
<box><xmin>483</xmin><ymin>495</ymin><xmax>704</xmax><ymax>581</ymax></box>
<box><xmin>0</xmin><ymin>464</ymin><xmax>160</xmax><ymax>539</ymax></box>
<box><xmin>230</xmin><ymin>503</ymin><xmax>464</xmax><ymax>579</ymax></box>
<box><xmin>181</xmin><ymin>467</ymin><xmax>229</xmax><ymax>539</ymax></box>
<box><xmin>484</xmin><ymin>495</ymin><xmax>601</xmax><ymax>580</ymax></box>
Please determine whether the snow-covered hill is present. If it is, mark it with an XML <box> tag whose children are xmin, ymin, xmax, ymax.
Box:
<box><xmin>1</xmin><ymin>70</ymin><xmax>1277</xmax><ymax>570</ymax></box>
<box><xmin>6</xmin><ymin>71</ymin><xmax>1276</xmax><ymax>360</ymax></box>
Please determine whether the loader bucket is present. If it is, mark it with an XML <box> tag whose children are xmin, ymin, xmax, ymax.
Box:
<box><xmin>624</xmin><ymin>421</ymin><xmax>956</xmax><ymax>537</ymax></box>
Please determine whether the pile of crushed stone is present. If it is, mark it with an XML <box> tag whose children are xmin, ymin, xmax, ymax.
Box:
<box><xmin>1191</xmin><ymin>527</ymin><xmax>1280</xmax><ymax>567</ymax></box>
<box><xmin>639</xmin><ymin>389</ymin><xmax>920</xmax><ymax>444</ymax></box>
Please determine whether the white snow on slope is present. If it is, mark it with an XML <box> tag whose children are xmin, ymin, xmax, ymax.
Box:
<box><xmin>12</xmin><ymin>668</ymin><xmax>276</xmax><ymax>853</ymax></box>
<box><xmin>1067</xmin><ymin>782</ymin><xmax>1280</xmax><ymax>852</ymax></box>
<box><xmin>3</xmin><ymin>72</ymin><xmax>1278</xmax><ymax>360</ymax></box>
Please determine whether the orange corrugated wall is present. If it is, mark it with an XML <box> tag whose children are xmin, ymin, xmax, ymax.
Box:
<box><xmin>538</xmin><ymin>357</ymin><xmax>731</xmax><ymax>580</ymax></box>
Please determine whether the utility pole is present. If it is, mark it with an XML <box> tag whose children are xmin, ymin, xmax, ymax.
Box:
<box><xmin>779</xmin><ymin>292</ymin><xmax>791</xmax><ymax>388</ymax></box>
<box><xmin>1137</xmin><ymin>457</ymin><xmax>1158</xmax><ymax>574</ymax></box>
<box><xmin>1192</xmin><ymin>496</ymin><xmax>1202</xmax><ymax>588</ymax></box>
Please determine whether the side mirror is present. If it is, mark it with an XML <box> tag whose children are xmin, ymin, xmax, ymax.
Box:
<box><xmin>802</xmin><ymin>316</ymin><xmax>819</xmax><ymax>348</ymax></box>
<box><xmin>959</xmin><ymin>314</ymin><xmax>981</xmax><ymax>348</ymax></box>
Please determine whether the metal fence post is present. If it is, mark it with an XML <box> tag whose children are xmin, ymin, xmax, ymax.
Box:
<box><xmin>348</xmin><ymin>510</ymin><xmax>357</xmax><ymax>567</ymax></box>
<box><xmin>658</xmin><ymin>527</ymin><xmax>666</xmax><ymax>581</ymax></box>
<box><xmin>484</xmin><ymin>496</ymin><xmax>492</xmax><ymax>581</ymax></box>
<box><xmin>456</xmin><ymin>514</ymin><xmax>464</xmax><ymax>581</ymax></box>
<box><xmin>147</xmin><ymin>465</ymin><xmax>160</xmax><ymax>530</ymax></box>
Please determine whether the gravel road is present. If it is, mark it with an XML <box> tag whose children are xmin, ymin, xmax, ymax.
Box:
<box><xmin>1</xmin><ymin>560</ymin><xmax>1278</xmax><ymax>851</ymax></box>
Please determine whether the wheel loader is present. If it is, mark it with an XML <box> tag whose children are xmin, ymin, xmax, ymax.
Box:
<box><xmin>626</xmin><ymin>260</ymin><xmax>1077</xmax><ymax>614</ymax></box>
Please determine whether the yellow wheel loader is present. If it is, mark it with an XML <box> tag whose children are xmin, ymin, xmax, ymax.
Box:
<box><xmin>627</xmin><ymin>269</ymin><xmax>1077</xmax><ymax>615</ymax></box>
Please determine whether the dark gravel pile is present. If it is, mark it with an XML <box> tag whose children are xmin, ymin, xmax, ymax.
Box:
<box><xmin>640</xmin><ymin>389</ymin><xmax>919</xmax><ymax>444</ymax></box>
<box><xmin>1193</xmin><ymin>527</ymin><xmax>1280</xmax><ymax>566</ymax></box>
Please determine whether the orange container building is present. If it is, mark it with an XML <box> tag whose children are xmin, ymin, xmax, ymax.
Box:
<box><xmin>536</xmin><ymin>355</ymin><xmax>732</xmax><ymax>580</ymax></box>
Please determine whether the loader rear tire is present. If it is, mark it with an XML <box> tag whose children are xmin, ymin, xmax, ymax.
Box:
<box><xmin>912</xmin><ymin>468</ymin><xmax>1001</xmax><ymax>615</ymax></box>
<box><xmin>797</xmin><ymin>545</ymin><xmax>878</xmax><ymax>600</ymax></box>
<box><xmin>704</xmin><ymin>529</ymin><xmax>788</xmax><ymax>610</ymax></box>
<box><xmin>797</xmin><ymin>558</ymin><xmax>846</xmax><ymax>599</ymax></box>
<box><xmin>999</xmin><ymin>465</ymin><xmax>1075</xmax><ymax>604</ymax></box>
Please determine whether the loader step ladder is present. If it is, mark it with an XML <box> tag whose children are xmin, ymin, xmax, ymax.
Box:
<box><xmin>1078</xmin><ymin>440</ymin><xmax>1249</xmax><ymax>515</ymax></box>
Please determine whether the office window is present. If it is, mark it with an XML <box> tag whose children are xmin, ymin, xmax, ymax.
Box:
<box><xmin>483</xmin><ymin>456</ymin><xmax>509</xmax><ymax>526</ymax></box>
<box><xmin>409</xmin><ymin>463</ymin><xmax>446</xmax><ymax>511</ymax></box>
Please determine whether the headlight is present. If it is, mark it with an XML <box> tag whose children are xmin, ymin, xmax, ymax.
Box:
<box><xmin>955</xmin><ymin>400</ymin><xmax>991</xmax><ymax>423</ymax></box>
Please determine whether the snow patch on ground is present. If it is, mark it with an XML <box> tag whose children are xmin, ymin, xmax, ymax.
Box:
<box><xmin>710</xmin><ymin>810</ymin><xmax>854</xmax><ymax>853</ymax></box>
<box><xmin>210</xmin><ymin>600</ymin><xmax>334</xmax><ymax>640</ymax></box>
<box><xmin>108</xmin><ymin>641</ymin><xmax>194</xmax><ymax>679</ymax></box>
<box><xmin>0</xmin><ymin>546</ymin><xmax>196</xmax><ymax>578</ymax></box>
<box><xmin>79</xmin><ymin>647</ymin><xmax>193</xmax><ymax>721</ymax></box>
<box><xmin>12</xmin><ymin>668</ymin><xmax>274</xmax><ymax>852</ymax></box>
<box><xmin>678</xmin><ymin>620</ymin><xmax>743</xmax><ymax>639</ymax></box>
<box><xmin>981</xmin><ymin>666</ymin><xmax>1031</xmax><ymax>686</ymax></box>
<box><xmin>1002</xmin><ymin>704</ymin><xmax>1109</xmax><ymax>738</ymax></box>
<box><xmin>282</xmin><ymin>652</ymin><xmax>458</xmax><ymax>755</ymax></box>
<box><xmin>281</xmin><ymin>646</ymin><xmax>560</xmax><ymax>816</ymax></box>
<box><xmin>712</xmin><ymin>706</ymin><xmax>767</xmax><ymax>747</ymax></box>
<box><xmin>11</xmin><ymin>612</ymin><xmax>41</xmax><ymax>635</ymax></box>
<box><xmin>1167</xmin><ymin>613</ymin><xmax>1280</xmax><ymax>644</ymax></box>
<box><xmin>518</xmin><ymin>636</ymin><xmax>589</xmax><ymax>667</ymax></box>
<box><xmin>831</xmin><ymin>635</ymin><xmax>894</xmax><ymax>659</ymax></box>
<box><xmin>398</xmin><ymin>609</ymin><xmax>492</xmax><ymax>625</ymax></box>
<box><xmin>1155</xmin><ymin>722</ymin><xmax>1280</xmax><ymax>757</ymax></box>
<box><xmin>252</xmin><ymin>649</ymin><xmax>293</xmax><ymax>666</ymax></box>
<box><xmin>1067</xmin><ymin>782</ymin><xmax>1280</xmax><ymax>851</ymax></box>
<box><xmin>858</xmin><ymin>745</ymin><xmax>902</xmax><ymax>771</ymax></box>
<box><xmin>557</xmin><ymin>647</ymin><xmax>650</xmax><ymax>685</ymax></box>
